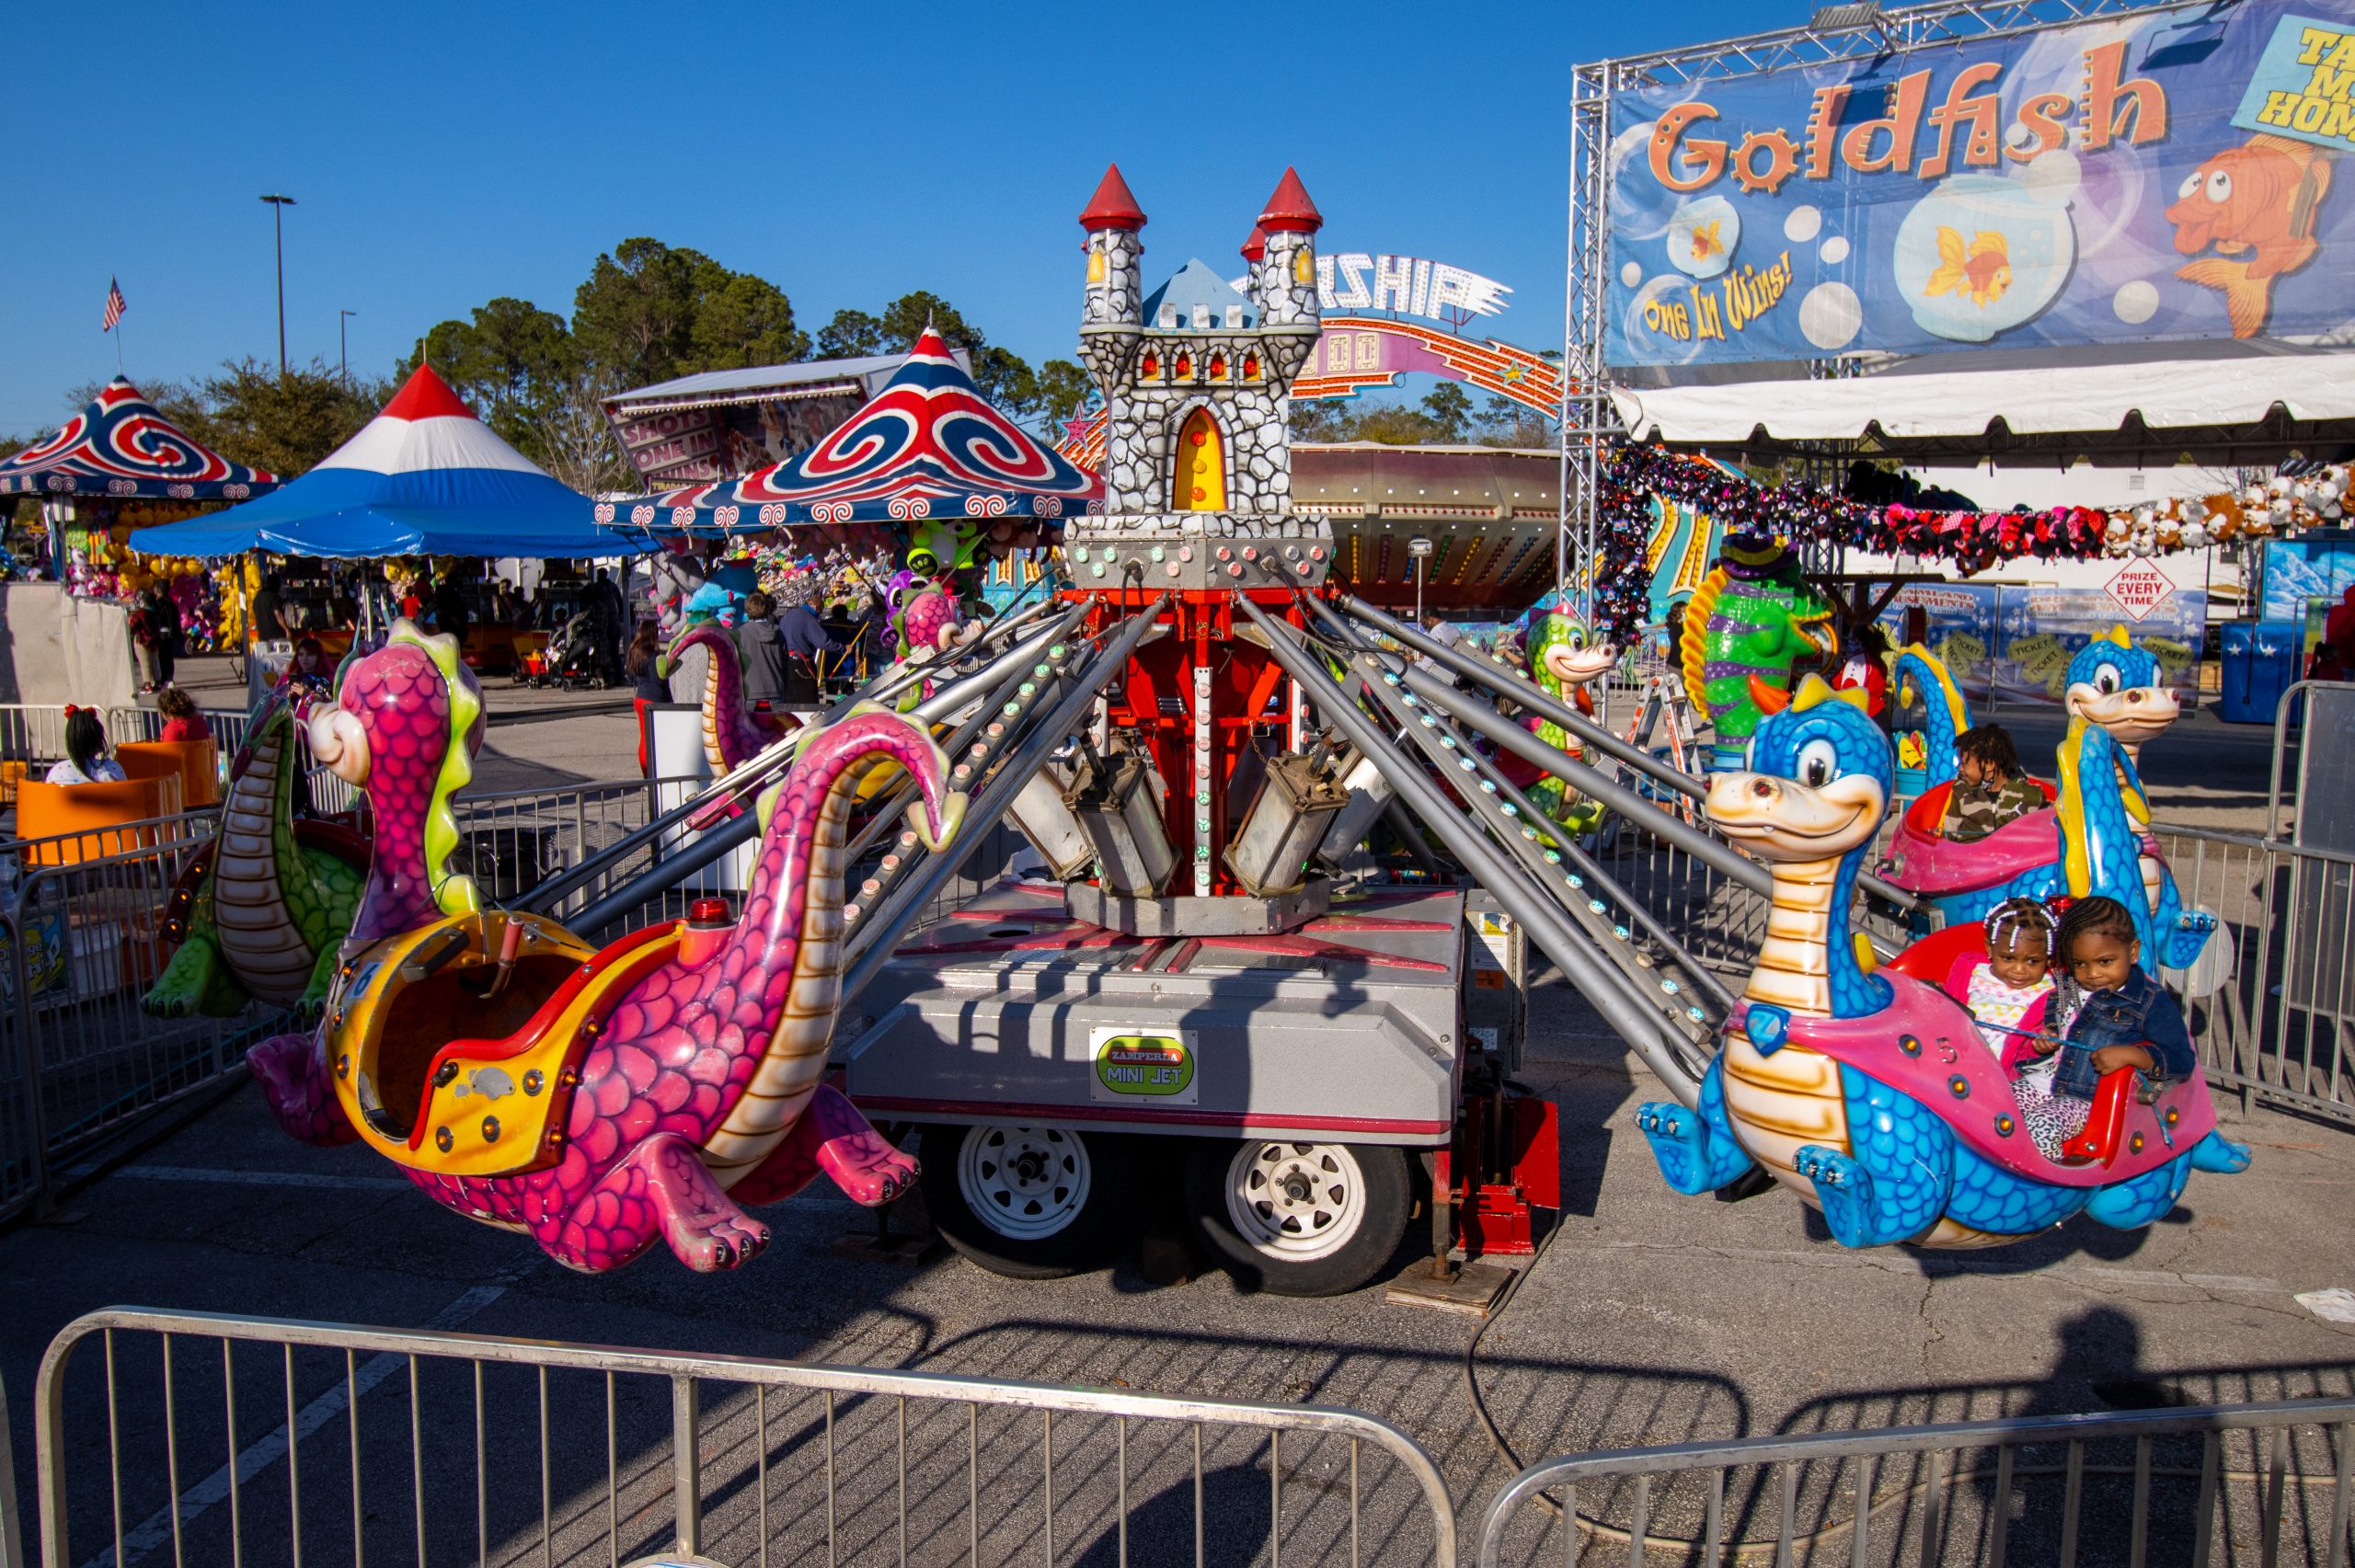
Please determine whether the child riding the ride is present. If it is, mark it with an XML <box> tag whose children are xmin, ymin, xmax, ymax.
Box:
<box><xmin>1942</xmin><ymin>896</ymin><xmax>2058</xmax><ymax>1070</ymax></box>
<box><xmin>1944</xmin><ymin>725</ymin><xmax>2042</xmax><ymax>843</ymax></box>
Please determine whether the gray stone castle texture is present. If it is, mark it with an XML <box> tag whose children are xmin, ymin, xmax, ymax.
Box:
<box><xmin>1076</xmin><ymin>166</ymin><xmax>1325</xmax><ymax>520</ymax></box>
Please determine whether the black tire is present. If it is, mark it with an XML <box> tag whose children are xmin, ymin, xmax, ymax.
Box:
<box><xmin>918</xmin><ymin>1123</ymin><xmax>1132</xmax><ymax>1279</ymax></box>
<box><xmin>1182</xmin><ymin>1139</ymin><xmax>1412</xmax><ymax>1297</ymax></box>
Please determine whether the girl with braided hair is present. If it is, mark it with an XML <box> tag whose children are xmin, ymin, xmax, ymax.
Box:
<box><xmin>1942</xmin><ymin>896</ymin><xmax>2060</xmax><ymax>1072</ymax></box>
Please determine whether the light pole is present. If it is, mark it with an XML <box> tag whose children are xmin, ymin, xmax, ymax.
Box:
<box><xmin>1408</xmin><ymin>535</ymin><xmax>1433</xmax><ymax>625</ymax></box>
<box><xmin>339</xmin><ymin>309</ymin><xmax>357</xmax><ymax>388</ymax></box>
<box><xmin>259</xmin><ymin>194</ymin><xmax>296</xmax><ymax>377</ymax></box>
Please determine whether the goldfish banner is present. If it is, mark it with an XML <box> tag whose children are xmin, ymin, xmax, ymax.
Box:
<box><xmin>1605</xmin><ymin>0</ymin><xmax>2355</xmax><ymax>367</ymax></box>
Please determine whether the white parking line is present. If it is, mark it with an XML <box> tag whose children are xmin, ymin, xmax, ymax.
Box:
<box><xmin>116</xmin><ymin>1164</ymin><xmax>411</xmax><ymax>1192</ymax></box>
<box><xmin>79</xmin><ymin>1285</ymin><xmax>506</xmax><ymax>1568</ymax></box>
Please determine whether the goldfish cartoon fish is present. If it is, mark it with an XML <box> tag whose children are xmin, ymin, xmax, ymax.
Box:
<box><xmin>1925</xmin><ymin>227</ymin><xmax>2012</xmax><ymax>307</ymax></box>
<box><xmin>1689</xmin><ymin>220</ymin><xmax>1725</xmax><ymax>263</ymax></box>
<box><xmin>2167</xmin><ymin>133</ymin><xmax>2335</xmax><ymax>338</ymax></box>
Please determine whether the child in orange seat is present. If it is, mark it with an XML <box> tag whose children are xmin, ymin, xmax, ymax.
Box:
<box><xmin>1944</xmin><ymin>726</ymin><xmax>2043</xmax><ymax>843</ymax></box>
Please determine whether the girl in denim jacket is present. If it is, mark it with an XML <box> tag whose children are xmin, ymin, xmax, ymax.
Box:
<box><xmin>2010</xmin><ymin>896</ymin><xmax>2197</xmax><ymax>1160</ymax></box>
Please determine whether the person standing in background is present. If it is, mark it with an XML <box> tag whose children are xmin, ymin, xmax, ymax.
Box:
<box><xmin>431</xmin><ymin>574</ymin><xmax>470</xmax><ymax>652</ymax></box>
<box><xmin>249</xmin><ymin>573</ymin><xmax>286</xmax><ymax>645</ymax></box>
<box><xmin>586</xmin><ymin>568</ymin><xmax>626</xmax><ymax>685</ymax></box>
<box><xmin>625</xmin><ymin>621</ymin><xmax>668</xmax><ymax>774</ymax></box>
<box><xmin>776</xmin><ymin>578</ymin><xmax>844</xmax><ymax>707</ymax></box>
<box><xmin>132</xmin><ymin>581</ymin><xmax>178</xmax><ymax>692</ymax></box>
<box><xmin>736</xmin><ymin>592</ymin><xmax>790</xmax><ymax>713</ymax></box>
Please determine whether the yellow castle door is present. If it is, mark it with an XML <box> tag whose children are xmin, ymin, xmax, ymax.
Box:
<box><xmin>1177</xmin><ymin>408</ymin><xmax>1224</xmax><ymax>511</ymax></box>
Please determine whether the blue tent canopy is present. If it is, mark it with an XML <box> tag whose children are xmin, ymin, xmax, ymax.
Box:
<box><xmin>128</xmin><ymin>366</ymin><xmax>646</xmax><ymax>561</ymax></box>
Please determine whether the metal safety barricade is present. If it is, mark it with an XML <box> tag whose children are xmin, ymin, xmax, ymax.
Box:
<box><xmin>0</xmin><ymin>840</ymin><xmax>278</xmax><ymax>1225</ymax></box>
<box><xmin>1478</xmin><ymin>1396</ymin><xmax>2355</xmax><ymax>1568</ymax></box>
<box><xmin>0</xmin><ymin>705</ymin><xmax>74</xmax><ymax>773</ymax></box>
<box><xmin>34</xmin><ymin>1308</ymin><xmax>1457</xmax><ymax>1568</ymax></box>
<box><xmin>2153</xmin><ymin>823</ymin><xmax>2355</xmax><ymax>1129</ymax></box>
<box><xmin>102</xmin><ymin>705</ymin><xmax>254</xmax><ymax>761</ymax></box>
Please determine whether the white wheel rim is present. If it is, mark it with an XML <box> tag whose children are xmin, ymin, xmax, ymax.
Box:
<box><xmin>1224</xmin><ymin>1142</ymin><xmax>1367</xmax><ymax>1263</ymax></box>
<box><xmin>957</xmin><ymin>1124</ymin><xmax>1092</xmax><ymax>1242</ymax></box>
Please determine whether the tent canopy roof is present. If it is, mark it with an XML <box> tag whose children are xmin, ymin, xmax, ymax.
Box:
<box><xmin>0</xmin><ymin>377</ymin><xmax>277</xmax><ymax>499</ymax></box>
<box><xmin>603</xmin><ymin>331</ymin><xmax>1102</xmax><ymax>533</ymax></box>
<box><xmin>128</xmin><ymin>365</ymin><xmax>641</xmax><ymax>561</ymax></box>
<box><xmin>1611</xmin><ymin>341</ymin><xmax>2355</xmax><ymax>466</ymax></box>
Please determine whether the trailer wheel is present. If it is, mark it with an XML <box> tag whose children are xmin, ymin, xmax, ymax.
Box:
<box><xmin>1184</xmin><ymin>1140</ymin><xmax>1409</xmax><ymax>1297</ymax></box>
<box><xmin>919</xmin><ymin>1123</ymin><xmax>1130</xmax><ymax>1279</ymax></box>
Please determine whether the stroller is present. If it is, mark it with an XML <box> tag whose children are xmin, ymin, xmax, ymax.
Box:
<box><xmin>520</xmin><ymin>612</ymin><xmax>608</xmax><ymax>690</ymax></box>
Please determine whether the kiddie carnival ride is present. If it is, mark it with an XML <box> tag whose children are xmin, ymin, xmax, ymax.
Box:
<box><xmin>243</xmin><ymin>165</ymin><xmax>2252</xmax><ymax>1289</ymax></box>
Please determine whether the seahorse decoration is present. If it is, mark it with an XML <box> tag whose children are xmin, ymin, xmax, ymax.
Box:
<box><xmin>1632</xmin><ymin>677</ymin><xmax>2245</xmax><ymax>1250</ymax></box>
<box><xmin>2056</xmin><ymin>635</ymin><xmax>2215</xmax><ymax>971</ymax></box>
<box><xmin>1678</xmin><ymin>533</ymin><xmax>1838</xmax><ymax>772</ymax></box>
<box><xmin>1517</xmin><ymin>594</ymin><xmax>1614</xmax><ymax>834</ymax></box>
<box><xmin>248</xmin><ymin>620</ymin><xmax>958</xmax><ymax>1274</ymax></box>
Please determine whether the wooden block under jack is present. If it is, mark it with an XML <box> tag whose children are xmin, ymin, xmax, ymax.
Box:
<box><xmin>1384</xmin><ymin>1257</ymin><xmax>1516</xmax><ymax>1316</ymax></box>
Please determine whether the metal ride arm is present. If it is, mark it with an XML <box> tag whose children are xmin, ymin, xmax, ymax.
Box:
<box><xmin>1340</xmin><ymin>655</ymin><xmax>1720</xmax><ymax>1059</ymax></box>
<box><xmin>1236</xmin><ymin>597</ymin><xmax>1705</xmax><ymax>1106</ymax></box>
<box><xmin>559</xmin><ymin>603</ymin><xmax>1097</xmax><ymax>940</ymax></box>
<box><xmin>836</xmin><ymin>600</ymin><xmax>1169</xmax><ymax>1010</ymax></box>
<box><xmin>1301</xmin><ymin>592</ymin><xmax>1736</xmax><ymax>1019</ymax></box>
<box><xmin>1338</xmin><ymin>594</ymin><xmax>1700</xmax><ymax>796</ymax></box>
<box><xmin>1339</xmin><ymin>595</ymin><xmax>1924</xmax><ymax>915</ymax></box>
<box><xmin>516</xmin><ymin>601</ymin><xmax>1087</xmax><ymax>921</ymax></box>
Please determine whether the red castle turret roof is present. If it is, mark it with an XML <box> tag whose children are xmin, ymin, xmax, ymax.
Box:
<box><xmin>1240</xmin><ymin>224</ymin><xmax>1268</xmax><ymax>263</ymax></box>
<box><xmin>1079</xmin><ymin>164</ymin><xmax>1147</xmax><ymax>232</ymax></box>
<box><xmin>1258</xmin><ymin>167</ymin><xmax>1323</xmax><ymax>234</ymax></box>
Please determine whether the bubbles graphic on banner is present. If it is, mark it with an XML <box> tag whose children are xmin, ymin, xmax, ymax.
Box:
<box><xmin>1820</xmin><ymin>235</ymin><xmax>1851</xmax><ymax>266</ymax></box>
<box><xmin>1621</xmin><ymin>261</ymin><xmax>1643</xmax><ymax>288</ymax></box>
<box><xmin>2016</xmin><ymin>148</ymin><xmax>2083</xmax><ymax>208</ymax></box>
<box><xmin>1799</xmin><ymin>282</ymin><xmax>1864</xmax><ymax>350</ymax></box>
<box><xmin>1667</xmin><ymin>196</ymin><xmax>1739</xmax><ymax>280</ymax></box>
<box><xmin>1784</xmin><ymin>205</ymin><xmax>1822</xmax><ymax>244</ymax></box>
<box><xmin>2114</xmin><ymin>280</ymin><xmax>2160</xmax><ymax>325</ymax></box>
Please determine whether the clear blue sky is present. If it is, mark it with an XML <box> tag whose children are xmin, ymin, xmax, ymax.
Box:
<box><xmin>0</xmin><ymin>0</ymin><xmax>1809</xmax><ymax>434</ymax></box>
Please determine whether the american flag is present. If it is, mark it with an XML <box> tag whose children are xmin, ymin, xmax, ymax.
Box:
<box><xmin>101</xmin><ymin>277</ymin><xmax>126</xmax><ymax>333</ymax></box>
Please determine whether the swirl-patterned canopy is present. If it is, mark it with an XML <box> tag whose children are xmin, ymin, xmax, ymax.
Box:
<box><xmin>601</xmin><ymin>332</ymin><xmax>1101</xmax><ymax>535</ymax></box>
<box><xmin>0</xmin><ymin>377</ymin><xmax>278</xmax><ymax>499</ymax></box>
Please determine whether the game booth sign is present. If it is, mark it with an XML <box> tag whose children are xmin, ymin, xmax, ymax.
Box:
<box><xmin>1604</xmin><ymin>0</ymin><xmax>2355</xmax><ymax>367</ymax></box>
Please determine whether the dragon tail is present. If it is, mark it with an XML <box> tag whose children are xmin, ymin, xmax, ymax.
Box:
<box><xmin>1679</xmin><ymin>568</ymin><xmax>1725</xmax><ymax>722</ymax></box>
<box><xmin>1893</xmin><ymin>643</ymin><xmax>1970</xmax><ymax>786</ymax></box>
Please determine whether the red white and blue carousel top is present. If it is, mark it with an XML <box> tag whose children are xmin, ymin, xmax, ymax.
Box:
<box><xmin>0</xmin><ymin>377</ymin><xmax>278</xmax><ymax>499</ymax></box>
<box><xmin>602</xmin><ymin>331</ymin><xmax>1103</xmax><ymax>534</ymax></box>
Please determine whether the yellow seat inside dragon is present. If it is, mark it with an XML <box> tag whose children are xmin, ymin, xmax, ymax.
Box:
<box><xmin>329</xmin><ymin>909</ymin><xmax>674</xmax><ymax>1180</ymax></box>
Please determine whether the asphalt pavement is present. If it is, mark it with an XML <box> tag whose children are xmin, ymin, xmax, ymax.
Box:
<box><xmin>6</xmin><ymin>966</ymin><xmax>2351</xmax><ymax>1566</ymax></box>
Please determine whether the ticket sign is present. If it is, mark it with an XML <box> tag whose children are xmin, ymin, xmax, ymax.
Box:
<box><xmin>1606</xmin><ymin>0</ymin><xmax>2355</xmax><ymax>367</ymax></box>
<box><xmin>1090</xmin><ymin>1027</ymin><xmax>1199</xmax><ymax>1104</ymax></box>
